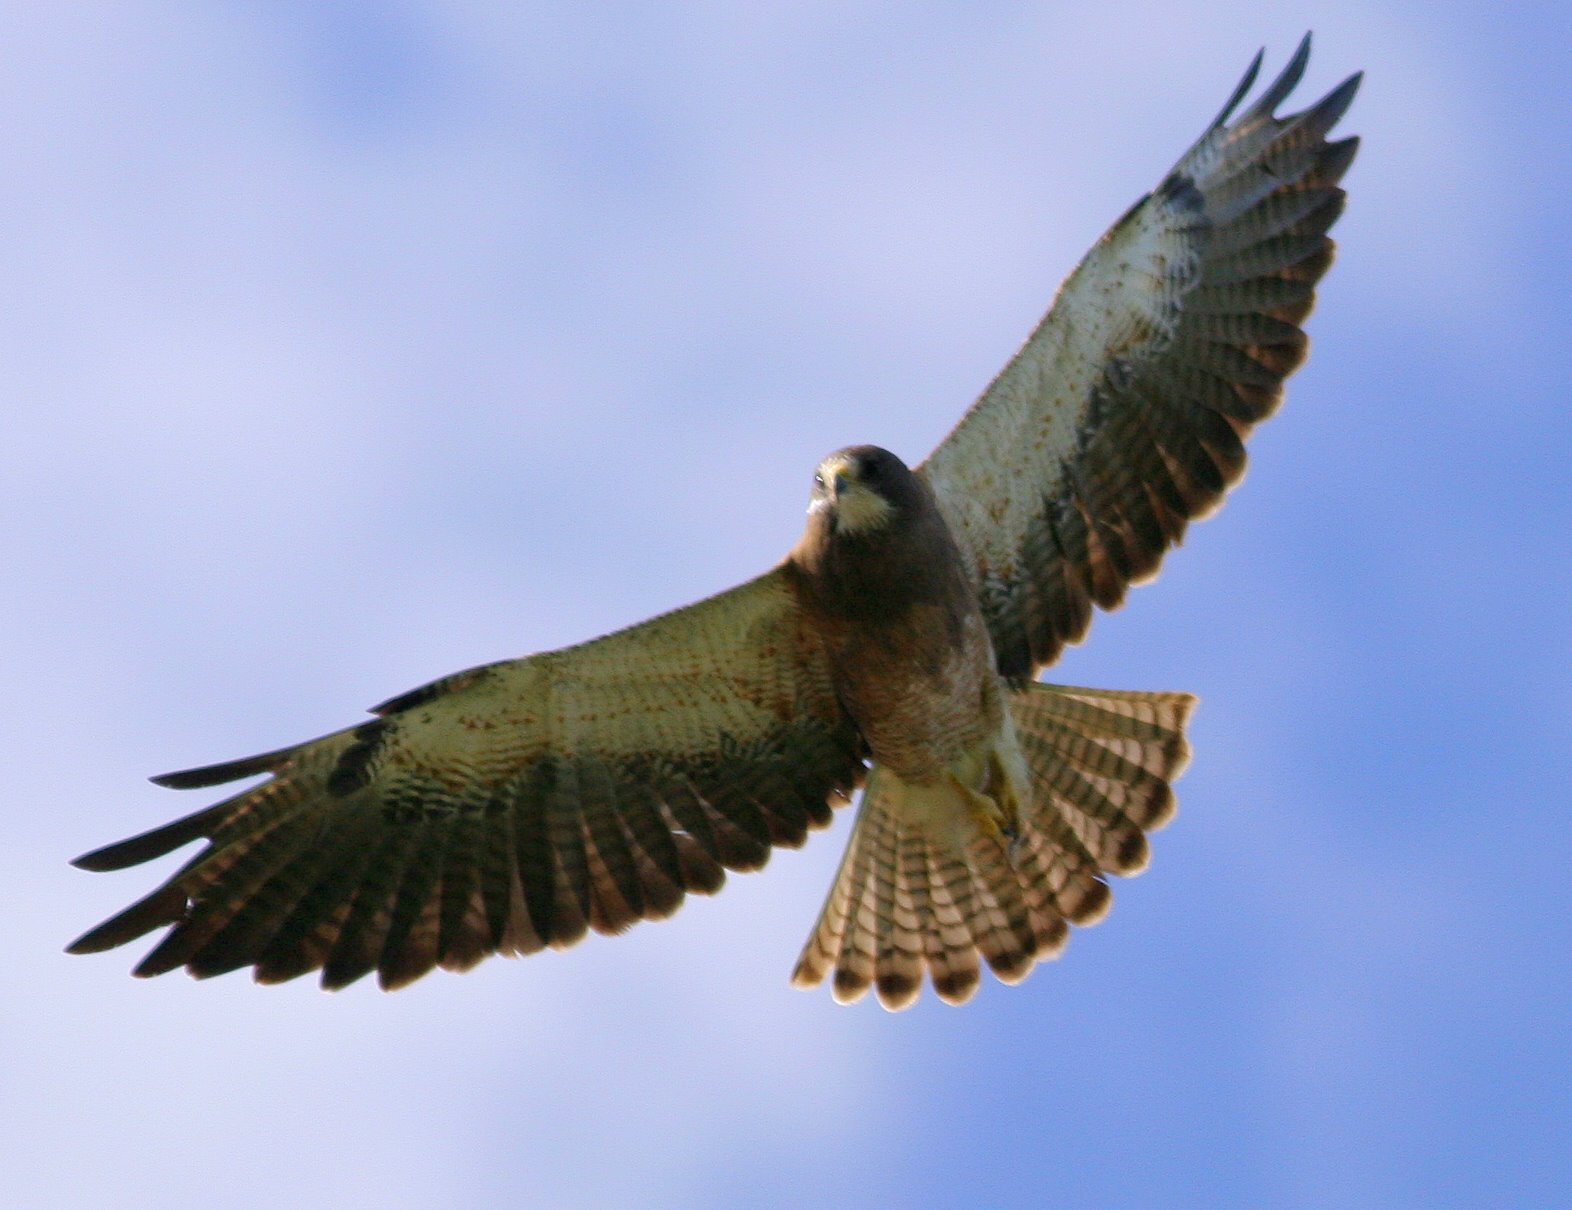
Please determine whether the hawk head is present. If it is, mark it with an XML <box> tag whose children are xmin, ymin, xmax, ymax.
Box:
<box><xmin>807</xmin><ymin>445</ymin><xmax>923</xmax><ymax>538</ymax></box>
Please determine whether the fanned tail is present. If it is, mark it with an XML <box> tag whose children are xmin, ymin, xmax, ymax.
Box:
<box><xmin>790</xmin><ymin>682</ymin><xmax>1194</xmax><ymax>1010</ymax></box>
<box><xmin>1011</xmin><ymin>682</ymin><xmax>1195</xmax><ymax>874</ymax></box>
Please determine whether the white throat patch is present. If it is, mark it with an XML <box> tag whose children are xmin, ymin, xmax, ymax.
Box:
<box><xmin>831</xmin><ymin>481</ymin><xmax>895</xmax><ymax>534</ymax></box>
<box><xmin>809</xmin><ymin>455</ymin><xmax>896</xmax><ymax>535</ymax></box>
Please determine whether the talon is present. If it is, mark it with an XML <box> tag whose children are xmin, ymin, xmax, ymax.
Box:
<box><xmin>948</xmin><ymin>770</ymin><xmax>1020</xmax><ymax>855</ymax></box>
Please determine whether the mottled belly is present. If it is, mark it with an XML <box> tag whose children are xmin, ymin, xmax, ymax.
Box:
<box><xmin>833</xmin><ymin>605</ymin><xmax>1003</xmax><ymax>784</ymax></box>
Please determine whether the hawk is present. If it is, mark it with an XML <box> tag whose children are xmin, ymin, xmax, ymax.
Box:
<box><xmin>69</xmin><ymin>37</ymin><xmax>1360</xmax><ymax>1009</ymax></box>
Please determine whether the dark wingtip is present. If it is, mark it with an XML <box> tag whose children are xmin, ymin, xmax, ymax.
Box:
<box><xmin>70</xmin><ymin>801</ymin><xmax>230</xmax><ymax>872</ymax></box>
<box><xmin>1208</xmin><ymin>45</ymin><xmax>1265</xmax><ymax>132</ymax></box>
<box><xmin>148</xmin><ymin>770</ymin><xmax>201</xmax><ymax>789</ymax></box>
<box><xmin>150</xmin><ymin>745</ymin><xmax>289</xmax><ymax>790</ymax></box>
<box><xmin>1320</xmin><ymin>134</ymin><xmax>1362</xmax><ymax>187</ymax></box>
<box><xmin>1241</xmin><ymin>32</ymin><xmax>1315</xmax><ymax>124</ymax></box>
<box><xmin>1303</xmin><ymin>70</ymin><xmax>1363</xmax><ymax>138</ymax></box>
<box><xmin>63</xmin><ymin>931</ymin><xmax>103</xmax><ymax>956</ymax></box>
<box><xmin>65</xmin><ymin>884</ymin><xmax>189</xmax><ymax>954</ymax></box>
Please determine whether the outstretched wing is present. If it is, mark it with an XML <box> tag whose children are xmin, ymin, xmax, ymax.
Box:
<box><xmin>919</xmin><ymin>35</ymin><xmax>1360</xmax><ymax>679</ymax></box>
<box><xmin>68</xmin><ymin>568</ymin><xmax>865</xmax><ymax>990</ymax></box>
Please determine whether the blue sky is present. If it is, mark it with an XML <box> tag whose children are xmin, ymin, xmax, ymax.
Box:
<box><xmin>6</xmin><ymin>4</ymin><xmax>1569</xmax><ymax>1207</ymax></box>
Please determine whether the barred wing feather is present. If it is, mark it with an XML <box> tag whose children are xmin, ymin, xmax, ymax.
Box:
<box><xmin>920</xmin><ymin>34</ymin><xmax>1360</xmax><ymax>678</ymax></box>
<box><xmin>68</xmin><ymin>568</ymin><xmax>866</xmax><ymax>990</ymax></box>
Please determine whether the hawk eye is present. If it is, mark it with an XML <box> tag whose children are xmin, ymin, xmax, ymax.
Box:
<box><xmin>813</xmin><ymin>472</ymin><xmax>825</xmax><ymax>490</ymax></box>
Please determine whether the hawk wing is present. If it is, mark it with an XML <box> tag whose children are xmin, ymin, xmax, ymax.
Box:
<box><xmin>68</xmin><ymin>568</ymin><xmax>866</xmax><ymax>990</ymax></box>
<box><xmin>919</xmin><ymin>35</ymin><xmax>1361</xmax><ymax>679</ymax></box>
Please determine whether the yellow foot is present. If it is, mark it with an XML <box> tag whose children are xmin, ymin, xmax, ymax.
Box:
<box><xmin>947</xmin><ymin>769</ymin><xmax>1023</xmax><ymax>862</ymax></box>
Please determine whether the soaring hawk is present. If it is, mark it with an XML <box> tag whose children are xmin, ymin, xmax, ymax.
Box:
<box><xmin>70</xmin><ymin>38</ymin><xmax>1360</xmax><ymax>1009</ymax></box>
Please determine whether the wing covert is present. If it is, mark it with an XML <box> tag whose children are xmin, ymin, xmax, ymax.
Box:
<box><xmin>68</xmin><ymin>568</ymin><xmax>866</xmax><ymax>990</ymax></box>
<box><xmin>919</xmin><ymin>35</ymin><xmax>1360</xmax><ymax>679</ymax></box>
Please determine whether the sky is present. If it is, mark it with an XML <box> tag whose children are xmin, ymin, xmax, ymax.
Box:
<box><xmin>5</xmin><ymin>3</ymin><xmax>1569</xmax><ymax>1208</ymax></box>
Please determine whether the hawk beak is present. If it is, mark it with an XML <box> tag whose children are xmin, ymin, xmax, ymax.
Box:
<box><xmin>813</xmin><ymin>453</ymin><xmax>893</xmax><ymax>534</ymax></box>
<box><xmin>821</xmin><ymin>455</ymin><xmax>855</xmax><ymax>499</ymax></box>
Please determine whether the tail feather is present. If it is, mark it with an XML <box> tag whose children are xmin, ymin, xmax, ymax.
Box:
<box><xmin>791</xmin><ymin>681</ymin><xmax>1194</xmax><ymax>1009</ymax></box>
<box><xmin>876</xmin><ymin>826</ymin><xmax>927</xmax><ymax>1009</ymax></box>
<box><xmin>961</xmin><ymin>836</ymin><xmax>1038</xmax><ymax>985</ymax></box>
<box><xmin>790</xmin><ymin>777</ymin><xmax>876</xmax><ymax>1003</ymax></box>
<box><xmin>920</xmin><ymin>845</ymin><xmax>982</xmax><ymax>1005</ymax></box>
<box><xmin>1018</xmin><ymin>801</ymin><xmax>1115</xmax><ymax>924</ymax></box>
<box><xmin>1015</xmin><ymin>684</ymin><xmax>1194</xmax><ymax>869</ymax></box>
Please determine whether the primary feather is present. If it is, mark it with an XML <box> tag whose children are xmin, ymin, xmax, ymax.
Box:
<box><xmin>922</xmin><ymin>34</ymin><xmax>1359</xmax><ymax>679</ymax></box>
<box><xmin>71</xmin><ymin>573</ymin><xmax>866</xmax><ymax>990</ymax></box>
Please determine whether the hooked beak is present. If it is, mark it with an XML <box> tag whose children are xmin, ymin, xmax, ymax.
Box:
<box><xmin>821</xmin><ymin>454</ymin><xmax>855</xmax><ymax>500</ymax></box>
